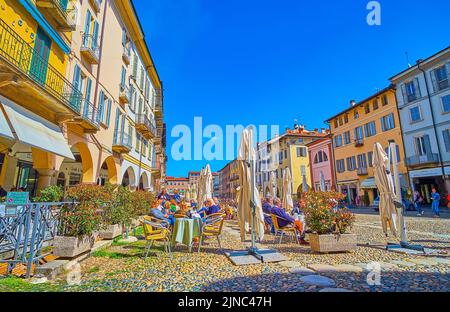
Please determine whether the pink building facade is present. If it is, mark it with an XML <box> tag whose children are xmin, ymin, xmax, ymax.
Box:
<box><xmin>307</xmin><ymin>138</ymin><xmax>335</xmax><ymax>191</ymax></box>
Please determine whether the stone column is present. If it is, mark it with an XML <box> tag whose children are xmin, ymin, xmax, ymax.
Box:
<box><xmin>35</xmin><ymin>169</ymin><xmax>57</xmax><ymax>193</ymax></box>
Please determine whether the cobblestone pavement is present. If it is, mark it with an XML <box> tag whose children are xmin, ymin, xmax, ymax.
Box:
<box><xmin>1</xmin><ymin>213</ymin><xmax>448</xmax><ymax>292</ymax></box>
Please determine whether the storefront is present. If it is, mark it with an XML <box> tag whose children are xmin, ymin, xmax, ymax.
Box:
<box><xmin>360</xmin><ymin>174</ymin><xmax>410</xmax><ymax>205</ymax></box>
<box><xmin>409</xmin><ymin>167</ymin><xmax>450</xmax><ymax>204</ymax></box>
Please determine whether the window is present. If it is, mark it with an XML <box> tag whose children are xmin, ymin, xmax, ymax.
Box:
<box><xmin>442</xmin><ymin>94</ymin><xmax>450</xmax><ymax>113</ymax></box>
<box><xmin>373</xmin><ymin>99</ymin><xmax>379</xmax><ymax>110</ymax></box>
<box><xmin>334</xmin><ymin>135</ymin><xmax>343</xmax><ymax>147</ymax></box>
<box><xmin>97</xmin><ymin>90</ymin><xmax>105</xmax><ymax>123</ymax></box>
<box><xmin>409</xmin><ymin>106</ymin><xmax>422</xmax><ymax>123</ymax></box>
<box><xmin>357</xmin><ymin>154</ymin><xmax>367</xmax><ymax>169</ymax></box>
<box><xmin>443</xmin><ymin>129</ymin><xmax>450</xmax><ymax>152</ymax></box>
<box><xmin>365</xmin><ymin>103</ymin><xmax>370</xmax><ymax>114</ymax></box>
<box><xmin>415</xmin><ymin>136</ymin><xmax>428</xmax><ymax>156</ymax></box>
<box><xmin>114</xmin><ymin>108</ymin><xmax>120</xmax><ymax>135</ymax></box>
<box><xmin>120</xmin><ymin>66</ymin><xmax>126</xmax><ymax>89</ymax></box>
<box><xmin>344</xmin><ymin>114</ymin><xmax>348</xmax><ymax>123</ymax></box>
<box><xmin>334</xmin><ymin>119</ymin><xmax>338</xmax><ymax>128</ymax></box>
<box><xmin>105</xmin><ymin>99</ymin><xmax>112</xmax><ymax>127</ymax></box>
<box><xmin>368</xmin><ymin>151</ymin><xmax>373</xmax><ymax>167</ymax></box>
<box><xmin>381</xmin><ymin>113</ymin><xmax>395</xmax><ymax>131</ymax></box>
<box><xmin>364</xmin><ymin>121</ymin><xmax>376</xmax><ymax>137</ymax></box>
<box><xmin>354</xmin><ymin>126</ymin><xmax>363</xmax><ymax>140</ymax></box>
<box><xmin>336</xmin><ymin>159</ymin><xmax>345</xmax><ymax>173</ymax></box>
<box><xmin>343</xmin><ymin>131</ymin><xmax>351</xmax><ymax>145</ymax></box>
<box><xmin>346</xmin><ymin>156</ymin><xmax>356</xmax><ymax>171</ymax></box>
<box><xmin>314</xmin><ymin>151</ymin><xmax>328</xmax><ymax>164</ymax></box>
<box><xmin>432</xmin><ymin>64</ymin><xmax>449</xmax><ymax>92</ymax></box>
<box><xmin>339</xmin><ymin>117</ymin><xmax>343</xmax><ymax>126</ymax></box>
<box><xmin>354</xmin><ymin>110</ymin><xmax>359</xmax><ymax>119</ymax></box>
<box><xmin>382</xmin><ymin>94</ymin><xmax>389</xmax><ymax>106</ymax></box>
<box><xmin>403</xmin><ymin>79</ymin><xmax>421</xmax><ymax>103</ymax></box>
<box><xmin>296</xmin><ymin>147</ymin><xmax>307</xmax><ymax>157</ymax></box>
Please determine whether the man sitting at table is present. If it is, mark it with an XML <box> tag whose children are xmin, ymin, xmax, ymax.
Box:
<box><xmin>208</xmin><ymin>198</ymin><xmax>221</xmax><ymax>215</ymax></box>
<box><xmin>271</xmin><ymin>198</ymin><xmax>307</xmax><ymax>244</ymax></box>
<box><xmin>197</xmin><ymin>200</ymin><xmax>211</xmax><ymax>218</ymax></box>
<box><xmin>262</xmin><ymin>195</ymin><xmax>274</xmax><ymax>233</ymax></box>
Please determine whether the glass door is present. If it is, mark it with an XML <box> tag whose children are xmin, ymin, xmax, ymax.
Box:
<box><xmin>30</xmin><ymin>27</ymin><xmax>51</xmax><ymax>86</ymax></box>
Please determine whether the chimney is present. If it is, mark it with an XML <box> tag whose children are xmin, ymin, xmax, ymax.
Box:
<box><xmin>350</xmin><ymin>100</ymin><xmax>356</xmax><ymax>107</ymax></box>
<box><xmin>321</xmin><ymin>128</ymin><xmax>326</xmax><ymax>133</ymax></box>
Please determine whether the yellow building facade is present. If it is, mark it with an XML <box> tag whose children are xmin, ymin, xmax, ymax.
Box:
<box><xmin>0</xmin><ymin>0</ymin><xmax>165</xmax><ymax>197</ymax></box>
<box><xmin>256</xmin><ymin>126</ymin><xmax>329</xmax><ymax>200</ymax></box>
<box><xmin>326</xmin><ymin>86</ymin><xmax>408</xmax><ymax>205</ymax></box>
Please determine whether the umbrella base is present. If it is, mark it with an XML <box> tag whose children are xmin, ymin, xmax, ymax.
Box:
<box><xmin>386</xmin><ymin>242</ymin><xmax>425</xmax><ymax>252</ymax></box>
<box><xmin>226</xmin><ymin>248</ymin><xmax>286</xmax><ymax>265</ymax></box>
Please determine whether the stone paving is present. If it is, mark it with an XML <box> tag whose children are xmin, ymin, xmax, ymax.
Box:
<box><xmin>1</xmin><ymin>213</ymin><xmax>448</xmax><ymax>292</ymax></box>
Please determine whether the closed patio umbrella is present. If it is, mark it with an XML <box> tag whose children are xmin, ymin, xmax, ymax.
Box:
<box><xmin>302</xmin><ymin>174</ymin><xmax>309</xmax><ymax>193</ymax></box>
<box><xmin>197</xmin><ymin>168</ymin><xmax>204</xmax><ymax>206</ymax></box>
<box><xmin>237</xmin><ymin>128</ymin><xmax>265</xmax><ymax>242</ymax></box>
<box><xmin>204</xmin><ymin>164</ymin><xmax>213</xmax><ymax>201</ymax></box>
<box><xmin>282</xmin><ymin>168</ymin><xmax>294</xmax><ymax>212</ymax></box>
<box><xmin>372</xmin><ymin>142</ymin><xmax>399</xmax><ymax>238</ymax></box>
<box><xmin>269</xmin><ymin>171</ymin><xmax>277</xmax><ymax>198</ymax></box>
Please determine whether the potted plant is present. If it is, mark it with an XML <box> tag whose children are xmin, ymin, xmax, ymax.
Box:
<box><xmin>302</xmin><ymin>191</ymin><xmax>357</xmax><ymax>253</ymax></box>
<box><xmin>101</xmin><ymin>185</ymin><xmax>134</xmax><ymax>239</ymax></box>
<box><xmin>53</xmin><ymin>184</ymin><xmax>106</xmax><ymax>257</ymax></box>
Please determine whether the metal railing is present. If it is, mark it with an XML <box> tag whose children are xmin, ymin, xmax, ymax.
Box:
<box><xmin>405</xmin><ymin>153</ymin><xmax>440</xmax><ymax>167</ymax></box>
<box><xmin>81</xmin><ymin>33</ymin><xmax>100</xmax><ymax>60</ymax></box>
<box><xmin>0</xmin><ymin>19</ymin><xmax>82</xmax><ymax>113</ymax></box>
<box><xmin>43</xmin><ymin>0</ymin><xmax>78</xmax><ymax>28</ymax></box>
<box><xmin>136</xmin><ymin>114</ymin><xmax>157</xmax><ymax>136</ymax></box>
<box><xmin>82</xmin><ymin>98</ymin><xmax>100</xmax><ymax>127</ymax></box>
<box><xmin>113</xmin><ymin>131</ymin><xmax>132</xmax><ymax>149</ymax></box>
<box><xmin>154</xmin><ymin>89</ymin><xmax>163</xmax><ymax>111</ymax></box>
<box><xmin>122</xmin><ymin>45</ymin><xmax>131</xmax><ymax>61</ymax></box>
<box><xmin>119</xmin><ymin>84</ymin><xmax>131</xmax><ymax>102</ymax></box>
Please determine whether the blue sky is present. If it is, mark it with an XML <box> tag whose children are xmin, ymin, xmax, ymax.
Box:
<box><xmin>134</xmin><ymin>0</ymin><xmax>450</xmax><ymax>177</ymax></box>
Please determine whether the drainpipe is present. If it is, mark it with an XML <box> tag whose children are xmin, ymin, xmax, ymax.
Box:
<box><xmin>417</xmin><ymin>60</ymin><xmax>447</xmax><ymax>190</ymax></box>
<box><xmin>92</xmin><ymin>0</ymin><xmax>109</xmax><ymax>108</ymax></box>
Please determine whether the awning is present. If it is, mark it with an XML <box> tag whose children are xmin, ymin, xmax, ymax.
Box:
<box><xmin>0</xmin><ymin>108</ymin><xmax>14</xmax><ymax>141</ymax></box>
<box><xmin>0</xmin><ymin>96</ymin><xmax>74</xmax><ymax>160</ymax></box>
<box><xmin>361</xmin><ymin>175</ymin><xmax>409</xmax><ymax>189</ymax></box>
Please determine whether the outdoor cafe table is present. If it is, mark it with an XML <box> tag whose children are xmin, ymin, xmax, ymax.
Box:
<box><xmin>171</xmin><ymin>218</ymin><xmax>203</xmax><ymax>252</ymax></box>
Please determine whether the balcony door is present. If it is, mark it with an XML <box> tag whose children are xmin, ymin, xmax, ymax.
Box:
<box><xmin>30</xmin><ymin>27</ymin><xmax>51</xmax><ymax>86</ymax></box>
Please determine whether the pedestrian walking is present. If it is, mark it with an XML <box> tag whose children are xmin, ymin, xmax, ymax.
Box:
<box><xmin>413</xmin><ymin>190</ymin><xmax>424</xmax><ymax>216</ymax></box>
<box><xmin>430</xmin><ymin>188</ymin><xmax>440</xmax><ymax>218</ymax></box>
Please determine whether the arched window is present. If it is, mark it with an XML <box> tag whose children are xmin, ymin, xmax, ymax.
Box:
<box><xmin>314</xmin><ymin>151</ymin><xmax>329</xmax><ymax>164</ymax></box>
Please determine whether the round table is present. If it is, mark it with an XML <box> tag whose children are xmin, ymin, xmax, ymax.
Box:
<box><xmin>171</xmin><ymin>218</ymin><xmax>203</xmax><ymax>252</ymax></box>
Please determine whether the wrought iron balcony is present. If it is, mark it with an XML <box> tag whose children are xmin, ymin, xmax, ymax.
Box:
<box><xmin>71</xmin><ymin>98</ymin><xmax>100</xmax><ymax>132</ymax></box>
<box><xmin>36</xmin><ymin>0</ymin><xmax>78</xmax><ymax>31</ymax></box>
<box><xmin>354</xmin><ymin>138</ymin><xmax>364</xmax><ymax>147</ymax></box>
<box><xmin>119</xmin><ymin>84</ymin><xmax>130</xmax><ymax>104</ymax></box>
<box><xmin>89</xmin><ymin>0</ymin><xmax>102</xmax><ymax>13</ymax></box>
<box><xmin>81</xmin><ymin>34</ymin><xmax>100</xmax><ymax>64</ymax></box>
<box><xmin>122</xmin><ymin>45</ymin><xmax>131</xmax><ymax>65</ymax></box>
<box><xmin>405</xmin><ymin>153</ymin><xmax>440</xmax><ymax>167</ymax></box>
<box><xmin>0</xmin><ymin>19</ymin><xmax>82</xmax><ymax>118</ymax></box>
<box><xmin>357</xmin><ymin>167</ymin><xmax>368</xmax><ymax>176</ymax></box>
<box><xmin>154</xmin><ymin>88</ymin><xmax>163</xmax><ymax>117</ymax></box>
<box><xmin>113</xmin><ymin>131</ymin><xmax>132</xmax><ymax>153</ymax></box>
<box><xmin>135</xmin><ymin>114</ymin><xmax>157</xmax><ymax>139</ymax></box>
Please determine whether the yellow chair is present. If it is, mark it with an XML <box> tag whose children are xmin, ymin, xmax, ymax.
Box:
<box><xmin>141</xmin><ymin>216</ymin><xmax>172</xmax><ymax>257</ymax></box>
<box><xmin>198</xmin><ymin>214</ymin><xmax>225</xmax><ymax>253</ymax></box>
<box><xmin>271</xmin><ymin>214</ymin><xmax>299</xmax><ymax>244</ymax></box>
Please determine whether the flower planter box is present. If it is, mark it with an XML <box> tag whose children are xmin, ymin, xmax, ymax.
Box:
<box><xmin>309</xmin><ymin>233</ymin><xmax>357</xmax><ymax>253</ymax></box>
<box><xmin>98</xmin><ymin>224</ymin><xmax>123</xmax><ymax>240</ymax></box>
<box><xmin>53</xmin><ymin>235</ymin><xmax>95</xmax><ymax>258</ymax></box>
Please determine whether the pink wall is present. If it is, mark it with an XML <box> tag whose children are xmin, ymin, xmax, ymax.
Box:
<box><xmin>308</xmin><ymin>138</ymin><xmax>335</xmax><ymax>191</ymax></box>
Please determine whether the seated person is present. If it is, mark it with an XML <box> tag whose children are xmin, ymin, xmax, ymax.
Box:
<box><xmin>271</xmin><ymin>198</ymin><xmax>307</xmax><ymax>244</ymax></box>
<box><xmin>208</xmin><ymin>198</ymin><xmax>221</xmax><ymax>215</ymax></box>
<box><xmin>262</xmin><ymin>195</ymin><xmax>274</xmax><ymax>225</ymax></box>
<box><xmin>197</xmin><ymin>200</ymin><xmax>211</xmax><ymax>218</ymax></box>
<box><xmin>172</xmin><ymin>190</ymin><xmax>181</xmax><ymax>204</ymax></box>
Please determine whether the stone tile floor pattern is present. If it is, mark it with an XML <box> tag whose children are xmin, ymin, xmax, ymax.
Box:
<box><xmin>1</xmin><ymin>213</ymin><xmax>449</xmax><ymax>292</ymax></box>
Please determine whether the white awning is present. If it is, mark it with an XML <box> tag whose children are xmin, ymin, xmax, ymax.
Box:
<box><xmin>0</xmin><ymin>95</ymin><xmax>74</xmax><ymax>160</ymax></box>
<box><xmin>0</xmin><ymin>105</ymin><xmax>14</xmax><ymax>141</ymax></box>
<box><xmin>361</xmin><ymin>175</ymin><xmax>409</xmax><ymax>189</ymax></box>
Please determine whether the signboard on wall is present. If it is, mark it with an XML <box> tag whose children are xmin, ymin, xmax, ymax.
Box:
<box><xmin>6</xmin><ymin>192</ymin><xmax>29</xmax><ymax>205</ymax></box>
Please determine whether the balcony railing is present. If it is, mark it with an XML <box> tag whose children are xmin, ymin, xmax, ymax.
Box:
<box><xmin>135</xmin><ymin>114</ymin><xmax>157</xmax><ymax>139</ymax></box>
<box><xmin>357</xmin><ymin>167</ymin><xmax>368</xmax><ymax>176</ymax></box>
<box><xmin>154</xmin><ymin>89</ymin><xmax>163</xmax><ymax>116</ymax></box>
<box><xmin>113</xmin><ymin>131</ymin><xmax>132</xmax><ymax>153</ymax></box>
<box><xmin>354</xmin><ymin>138</ymin><xmax>364</xmax><ymax>147</ymax></box>
<box><xmin>0</xmin><ymin>19</ymin><xmax>82</xmax><ymax>114</ymax></box>
<box><xmin>36</xmin><ymin>0</ymin><xmax>78</xmax><ymax>31</ymax></box>
<box><xmin>122</xmin><ymin>45</ymin><xmax>131</xmax><ymax>65</ymax></box>
<box><xmin>119</xmin><ymin>84</ymin><xmax>130</xmax><ymax>104</ymax></box>
<box><xmin>81</xmin><ymin>34</ymin><xmax>100</xmax><ymax>64</ymax></box>
<box><xmin>405</xmin><ymin>153</ymin><xmax>440</xmax><ymax>167</ymax></box>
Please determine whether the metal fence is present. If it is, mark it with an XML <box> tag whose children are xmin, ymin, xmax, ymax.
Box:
<box><xmin>0</xmin><ymin>202</ymin><xmax>76</xmax><ymax>278</ymax></box>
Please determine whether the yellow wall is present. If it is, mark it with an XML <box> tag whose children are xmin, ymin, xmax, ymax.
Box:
<box><xmin>330</xmin><ymin>89</ymin><xmax>407</xmax><ymax>203</ymax></box>
<box><xmin>0</xmin><ymin>0</ymin><xmax>68</xmax><ymax>85</ymax></box>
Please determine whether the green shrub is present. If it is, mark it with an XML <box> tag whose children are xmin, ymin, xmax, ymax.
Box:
<box><xmin>33</xmin><ymin>185</ymin><xmax>64</xmax><ymax>202</ymax></box>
